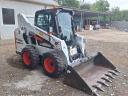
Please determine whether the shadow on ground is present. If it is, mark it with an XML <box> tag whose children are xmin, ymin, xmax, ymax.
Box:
<box><xmin>6</xmin><ymin>55</ymin><xmax>27</xmax><ymax>69</ymax></box>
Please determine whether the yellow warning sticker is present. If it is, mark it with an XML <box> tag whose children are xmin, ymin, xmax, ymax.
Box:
<box><xmin>38</xmin><ymin>32</ymin><xmax>44</xmax><ymax>37</ymax></box>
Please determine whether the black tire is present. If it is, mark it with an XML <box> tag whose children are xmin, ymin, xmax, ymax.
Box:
<box><xmin>22</xmin><ymin>46</ymin><xmax>39</xmax><ymax>69</ymax></box>
<box><xmin>84</xmin><ymin>49</ymin><xmax>87</xmax><ymax>56</ymax></box>
<box><xmin>41</xmin><ymin>50</ymin><xmax>68</xmax><ymax>78</ymax></box>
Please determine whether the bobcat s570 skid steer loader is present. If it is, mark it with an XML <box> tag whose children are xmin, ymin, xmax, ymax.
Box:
<box><xmin>14</xmin><ymin>8</ymin><xmax>119</xmax><ymax>96</ymax></box>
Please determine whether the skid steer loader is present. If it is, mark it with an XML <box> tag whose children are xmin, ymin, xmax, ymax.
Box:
<box><xmin>14</xmin><ymin>8</ymin><xmax>119</xmax><ymax>96</ymax></box>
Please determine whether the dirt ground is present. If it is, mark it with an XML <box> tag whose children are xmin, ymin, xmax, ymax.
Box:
<box><xmin>0</xmin><ymin>29</ymin><xmax>128</xmax><ymax>96</ymax></box>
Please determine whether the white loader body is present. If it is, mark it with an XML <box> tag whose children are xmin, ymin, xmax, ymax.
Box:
<box><xmin>15</xmin><ymin>13</ymin><xmax>86</xmax><ymax>66</ymax></box>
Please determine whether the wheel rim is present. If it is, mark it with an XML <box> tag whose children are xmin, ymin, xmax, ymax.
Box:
<box><xmin>44</xmin><ymin>57</ymin><xmax>56</xmax><ymax>73</ymax></box>
<box><xmin>23</xmin><ymin>51</ymin><xmax>31</xmax><ymax>65</ymax></box>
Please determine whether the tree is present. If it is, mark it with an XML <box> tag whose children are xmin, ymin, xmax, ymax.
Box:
<box><xmin>111</xmin><ymin>7</ymin><xmax>128</xmax><ymax>21</ymax></box>
<box><xmin>91</xmin><ymin>0</ymin><xmax>109</xmax><ymax>12</ymax></box>
<box><xmin>111</xmin><ymin>7</ymin><xmax>121</xmax><ymax>21</ymax></box>
<box><xmin>80</xmin><ymin>3</ymin><xmax>91</xmax><ymax>10</ymax></box>
<box><xmin>122</xmin><ymin>10</ymin><xmax>128</xmax><ymax>21</ymax></box>
<box><xmin>57</xmin><ymin>0</ymin><xmax>80</xmax><ymax>8</ymax></box>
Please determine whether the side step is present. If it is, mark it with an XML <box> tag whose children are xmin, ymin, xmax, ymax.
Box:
<box><xmin>63</xmin><ymin>52</ymin><xmax>119</xmax><ymax>96</ymax></box>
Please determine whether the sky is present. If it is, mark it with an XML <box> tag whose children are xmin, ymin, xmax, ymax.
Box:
<box><xmin>80</xmin><ymin>0</ymin><xmax>128</xmax><ymax>10</ymax></box>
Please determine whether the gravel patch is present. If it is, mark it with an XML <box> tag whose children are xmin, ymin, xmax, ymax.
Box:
<box><xmin>0</xmin><ymin>29</ymin><xmax>128</xmax><ymax>96</ymax></box>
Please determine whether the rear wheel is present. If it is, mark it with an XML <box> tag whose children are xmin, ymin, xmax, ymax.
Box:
<box><xmin>22</xmin><ymin>46</ymin><xmax>39</xmax><ymax>69</ymax></box>
<box><xmin>41</xmin><ymin>50</ymin><xmax>67</xmax><ymax>78</ymax></box>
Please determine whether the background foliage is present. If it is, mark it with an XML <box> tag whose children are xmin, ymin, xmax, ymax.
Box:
<box><xmin>57</xmin><ymin>0</ymin><xmax>128</xmax><ymax>21</ymax></box>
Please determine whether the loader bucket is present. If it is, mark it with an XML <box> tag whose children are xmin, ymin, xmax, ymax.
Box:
<box><xmin>63</xmin><ymin>52</ymin><xmax>119</xmax><ymax>96</ymax></box>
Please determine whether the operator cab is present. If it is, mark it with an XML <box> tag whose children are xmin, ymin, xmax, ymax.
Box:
<box><xmin>34</xmin><ymin>8</ymin><xmax>76</xmax><ymax>46</ymax></box>
<box><xmin>35</xmin><ymin>9</ymin><xmax>57</xmax><ymax>34</ymax></box>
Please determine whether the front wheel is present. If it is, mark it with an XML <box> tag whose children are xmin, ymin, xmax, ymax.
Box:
<box><xmin>41</xmin><ymin>50</ymin><xmax>68</xmax><ymax>78</ymax></box>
